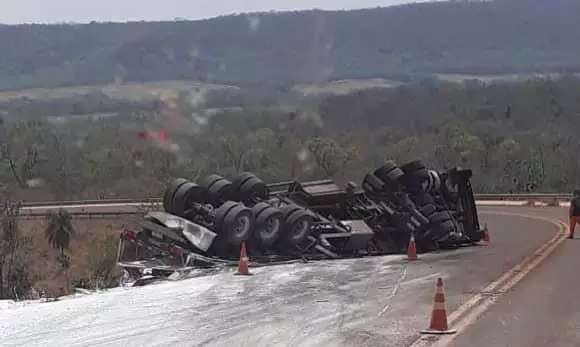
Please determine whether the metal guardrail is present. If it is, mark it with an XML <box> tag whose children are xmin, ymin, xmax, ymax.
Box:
<box><xmin>16</xmin><ymin>193</ymin><xmax>572</xmax><ymax>207</ymax></box>
<box><xmin>8</xmin><ymin>192</ymin><xmax>572</xmax><ymax>218</ymax></box>
<box><xmin>475</xmin><ymin>193</ymin><xmax>572</xmax><ymax>200</ymax></box>
<box><xmin>19</xmin><ymin>198</ymin><xmax>162</xmax><ymax>207</ymax></box>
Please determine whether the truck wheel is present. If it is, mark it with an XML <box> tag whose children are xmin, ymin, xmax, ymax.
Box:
<box><xmin>163</xmin><ymin>178</ymin><xmax>189</xmax><ymax>213</ymax></box>
<box><xmin>203</xmin><ymin>174</ymin><xmax>232</xmax><ymax>206</ymax></box>
<box><xmin>281</xmin><ymin>210</ymin><xmax>314</xmax><ymax>247</ymax></box>
<box><xmin>253</xmin><ymin>207</ymin><xmax>283</xmax><ymax>248</ymax></box>
<box><xmin>414</xmin><ymin>193</ymin><xmax>435</xmax><ymax>206</ymax></box>
<box><xmin>377</xmin><ymin>160</ymin><xmax>398</xmax><ymax>173</ymax></box>
<box><xmin>401</xmin><ymin>161</ymin><xmax>430</xmax><ymax>191</ymax></box>
<box><xmin>215</xmin><ymin>202</ymin><xmax>254</xmax><ymax>245</ymax></box>
<box><xmin>434</xmin><ymin>220</ymin><xmax>456</xmax><ymax>241</ymax></box>
<box><xmin>420</xmin><ymin>204</ymin><xmax>436</xmax><ymax>217</ymax></box>
<box><xmin>401</xmin><ymin>160</ymin><xmax>426</xmax><ymax>173</ymax></box>
<box><xmin>223</xmin><ymin>205</ymin><xmax>254</xmax><ymax>245</ymax></box>
<box><xmin>279</xmin><ymin>204</ymin><xmax>302</xmax><ymax>219</ymax></box>
<box><xmin>171</xmin><ymin>182</ymin><xmax>206</xmax><ymax>217</ymax></box>
<box><xmin>213</xmin><ymin>201</ymin><xmax>239</xmax><ymax>234</ymax></box>
<box><xmin>239</xmin><ymin>176</ymin><xmax>268</xmax><ymax>201</ymax></box>
<box><xmin>429</xmin><ymin>170</ymin><xmax>441</xmax><ymax>192</ymax></box>
<box><xmin>251</xmin><ymin>202</ymin><xmax>272</xmax><ymax>217</ymax></box>
<box><xmin>363</xmin><ymin>173</ymin><xmax>385</xmax><ymax>193</ymax></box>
<box><xmin>429</xmin><ymin>211</ymin><xmax>452</xmax><ymax>225</ymax></box>
<box><xmin>230</xmin><ymin>172</ymin><xmax>256</xmax><ymax>201</ymax></box>
<box><xmin>387</xmin><ymin>168</ymin><xmax>405</xmax><ymax>183</ymax></box>
<box><xmin>374</xmin><ymin>161</ymin><xmax>397</xmax><ymax>179</ymax></box>
<box><xmin>375</xmin><ymin>161</ymin><xmax>404</xmax><ymax>185</ymax></box>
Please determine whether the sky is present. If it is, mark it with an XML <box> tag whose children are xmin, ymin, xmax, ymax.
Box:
<box><xmin>0</xmin><ymin>0</ymin><xmax>424</xmax><ymax>24</ymax></box>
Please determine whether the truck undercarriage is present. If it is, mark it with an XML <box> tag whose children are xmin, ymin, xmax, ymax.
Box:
<box><xmin>117</xmin><ymin>160</ymin><xmax>482</xmax><ymax>284</ymax></box>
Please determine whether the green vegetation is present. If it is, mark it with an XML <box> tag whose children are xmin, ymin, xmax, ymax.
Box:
<box><xmin>0</xmin><ymin>0</ymin><xmax>579</xmax><ymax>90</ymax></box>
<box><xmin>1</xmin><ymin>77</ymin><xmax>580</xmax><ymax>201</ymax></box>
<box><xmin>0</xmin><ymin>202</ymin><xmax>32</xmax><ymax>300</ymax></box>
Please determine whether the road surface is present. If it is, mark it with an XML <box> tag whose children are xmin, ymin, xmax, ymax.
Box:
<box><xmin>0</xmin><ymin>207</ymin><xmax>567</xmax><ymax>346</ymax></box>
<box><xmin>443</xmin><ymin>207</ymin><xmax>578</xmax><ymax>347</ymax></box>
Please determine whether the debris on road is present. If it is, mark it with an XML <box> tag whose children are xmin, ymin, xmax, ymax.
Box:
<box><xmin>117</xmin><ymin>160</ymin><xmax>483</xmax><ymax>284</ymax></box>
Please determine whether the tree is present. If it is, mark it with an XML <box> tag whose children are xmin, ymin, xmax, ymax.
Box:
<box><xmin>306</xmin><ymin>137</ymin><xmax>357</xmax><ymax>178</ymax></box>
<box><xmin>0</xmin><ymin>201</ymin><xmax>32</xmax><ymax>300</ymax></box>
<box><xmin>0</xmin><ymin>121</ymin><xmax>47</xmax><ymax>189</ymax></box>
<box><xmin>45</xmin><ymin>209</ymin><xmax>75</xmax><ymax>291</ymax></box>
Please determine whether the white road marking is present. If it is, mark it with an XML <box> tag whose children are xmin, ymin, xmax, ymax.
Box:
<box><xmin>378</xmin><ymin>266</ymin><xmax>408</xmax><ymax>317</ymax></box>
<box><xmin>411</xmin><ymin>211</ymin><xmax>568</xmax><ymax>347</ymax></box>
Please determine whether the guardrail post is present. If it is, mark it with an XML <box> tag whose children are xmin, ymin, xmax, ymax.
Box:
<box><xmin>526</xmin><ymin>198</ymin><xmax>536</xmax><ymax>207</ymax></box>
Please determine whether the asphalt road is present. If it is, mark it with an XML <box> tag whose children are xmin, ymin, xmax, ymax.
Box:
<box><xmin>446</xmin><ymin>207</ymin><xmax>580</xmax><ymax>347</ymax></box>
<box><xmin>0</xmin><ymin>207</ymin><xmax>564</xmax><ymax>347</ymax></box>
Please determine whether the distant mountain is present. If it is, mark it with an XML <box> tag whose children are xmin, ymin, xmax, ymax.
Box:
<box><xmin>0</xmin><ymin>0</ymin><xmax>579</xmax><ymax>90</ymax></box>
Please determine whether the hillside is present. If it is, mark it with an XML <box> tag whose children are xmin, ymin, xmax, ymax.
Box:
<box><xmin>0</xmin><ymin>0</ymin><xmax>579</xmax><ymax>90</ymax></box>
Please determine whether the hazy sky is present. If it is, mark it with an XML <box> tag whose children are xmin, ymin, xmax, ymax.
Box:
<box><xmin>0</xmin><ymin>0</ymin><xmax>424</xmax><ymax>24</ymax></box>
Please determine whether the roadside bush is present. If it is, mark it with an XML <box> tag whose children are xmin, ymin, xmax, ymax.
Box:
<box><xmin>85</xmin><ymin>233</ymin><xmax>121</xmax><ymax>290</ymax></box>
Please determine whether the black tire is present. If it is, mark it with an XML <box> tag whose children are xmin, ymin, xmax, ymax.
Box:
<box><xmin>410</xmin><ymin>208</ymin><xmax>430</xmax><ymax>227</ymax></box>
<box><xmin>281</xmin><ymin>210</ymin><xmax>314</xmax><ymax>247</ymax></box>
<box><xmin>427</xmin><ymin>219</ymin><xmax>456</xmax><ymax>242</ymax></box>
<box><xmin>213</xmin><ymin>201</ymin><xmax>239</xmax><ymax>233</ymax></box>
<box><xmin>219</xmin><ymin>204</ymin><xmax>254</xmax><ymax>245</ymax></box>
<box><xmin>405</xmin><ymin>169</ymin><xmax>430</xmax><ymax>180</ymax></box>
<box><xmin>374</xmin><ymin>161</ymin><xmax>398</xmax><ymax>179</ymax></box>
<box><xmin>401</xmin><ymin>160</ymin><xmax>426</xmax><ymax>174</ymax></box>
<box><xmin>436</xmin><ymin>220</ymin><xmax>456</xmax><ymax>235</ymax></box>
<box><xmin>387</xmin><ymin>168</ymin><xmax>405</xmax><ymax>183</ymax></box>
<box><xmin>239</xmin><ymin>176</ymin><xmax>268</xmax><ymax>201</ymax></box>
<box><xmin>363</xmin><ymin>173</ymin><xmax>384</xmax><ymax>192</ymax></box>
<box><xmin>414</xmin><ymin>193</ymin><xmax>435</xmax><ymax>206</ymax></box>
<box><xmin>429</xmin><ymin>170</ymin><xmax>441</xmax><ymax>192</ymax></box>
<box><xmin>253</xmin><ymin>207</ymin><xmax>283</xmax><ymax>248</ymax></box>
<box><xmin>429</xmin><ymin>211</ymin><xmax>452</xmax><ymax>225</ymax></box>
<box><xmin>202</xmin><ymin>174</ymin><xmax>223</xmax><ymax>190</ymax></box>
<box><xmin>171</xmin><ymin>182</ymin><xmax>206</xmax><ymax>216</ymax></box>
<box><xmin>279</xmin><ymin>204</ymin><xmax>302</xmax><ymax>219</ymax></box>
<box><xmin>420</xmin><ymin>204</ymin><xmax>437</xmax><ymax>217</ymax></box>
<box><xmin>362</xmin><ymin>182</ymin><xmax>377</xmax><ymax>195</ymax></box>
<box><xmin>163</xmin><ymin>178</ymin><xmax>189</xmax><ymax>213</ymax></box>
<box><xmin>251</xmin><ymin>202</ymin><xmax>272</xmax><ymax>218</ymax></box>
<box><xmin>203</xmin><ymin>175</ymin><xmax>232</xmax><ymax>205</ymax></box>
<box><xmin>425</xmin><ymin>171</ymin><xmax>434</xmax><ymax>192</ymax></box>
<box><xmin>230</xmin><ymin>172</ymin><xmax>257</xmax><ymax>200</ymax></box>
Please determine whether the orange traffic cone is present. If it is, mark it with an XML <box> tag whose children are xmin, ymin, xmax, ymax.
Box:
<box><xmin>407</xmin><ymin>233</ymin><xmax>418</xmax><ymax>261</ymax></box>
<box><xmin>482</xmin><ymin>223</ymin><xmax>490</xmax><ymax>245</ymax></box>
<box><xmin>421</xmin><ymin>278</ymin><xmax>456</xmax><ymax>335</ymax></box>
<box><xmin>235</xmin><ymin>241</ymin><xmax>252</xmax><ymax>276</ymax></box>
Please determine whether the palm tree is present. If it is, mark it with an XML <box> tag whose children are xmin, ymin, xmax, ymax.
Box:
<box><xmin>45</xmin><ymin>209</ymin><xmax>75</xmax><ymax>258</ymax></box>
<box><xmin>45</xmin><ymin>209</ymin><xmax>75</xmax><ymax>294</ymax></box>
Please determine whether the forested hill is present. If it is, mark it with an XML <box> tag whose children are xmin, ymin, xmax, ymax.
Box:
<box><xmin>1</xmin><ymin>0</ymin><xmax>579</xmax><ymax>90</ymax></box>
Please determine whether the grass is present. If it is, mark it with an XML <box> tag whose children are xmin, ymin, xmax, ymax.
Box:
<box><xmin>0</xmin><ymin>80</ymin><xmax>239</xmax><ymax>102</ymax></box>
<box><xmin>19</xmin><ymin>215</ymin><xmax>142</xmax><ymax>298</ymax></box>
<box><xmin>293</xmin><ymin>78</ymin><xmax>401</xmax><ymax>96</ymax></box>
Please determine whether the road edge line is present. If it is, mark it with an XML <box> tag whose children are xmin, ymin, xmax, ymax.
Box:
<box><xmin>410</xmin><ymin>211</ymin><xmax>568</xmax><ymax>347</ymax></box>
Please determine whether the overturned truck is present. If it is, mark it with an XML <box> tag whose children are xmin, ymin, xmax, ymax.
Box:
<box><xmin>117</xmin><ymin>160</ymin><xmax>482</xmax><ymax>280</ymax></box>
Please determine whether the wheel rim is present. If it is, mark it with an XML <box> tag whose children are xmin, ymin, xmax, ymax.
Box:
<box><xmin>291</xmin><ymin>219</ymin><xmax>310</xmax><ymax>239</ymax></box>
<box><xmin>262</xmin><ymin>216</ymin><xmax>281</xmax><ymax>237</ymax></box>
<box><xmin>232</xmin><ymin>214</ymin><xmax>251</xmax><ymax>239</ymax></box>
